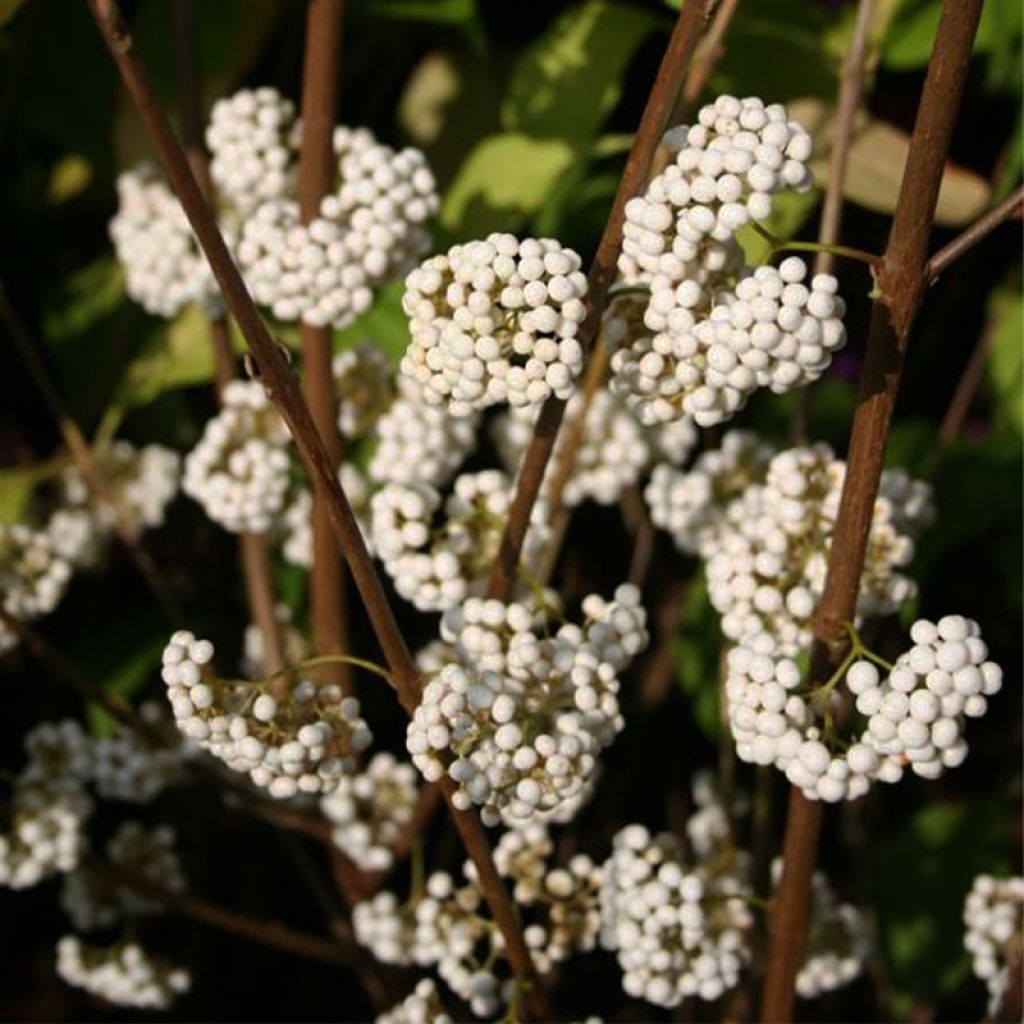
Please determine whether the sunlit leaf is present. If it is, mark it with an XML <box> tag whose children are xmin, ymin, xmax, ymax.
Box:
<box><xmin>790</xmin><ymin>98</ymin><xmax>991</xmax><ymax>227</ymax></box>
<box><xmin>47</xmin><ymin>155</ymin><xmax>92</xmax><ymax>205</ymax></box>
<box><xmin>118</xmin><ymin>304</ymin><xmax>214</xmax><ymax>408</ymax></box>
<box><xmin>986</xmin><ymin>288</ymin><xmax>1024</xmax><ymax>434</ymax></box>
<box><xmin>441</xmin><ymin>133</ymin><xmax>579</xmax><ymax>236</ymax></box>
<box><xmin>503</xmin><ymin>0</ymin><xmax>659</xmax><ymax>141</ymax></box>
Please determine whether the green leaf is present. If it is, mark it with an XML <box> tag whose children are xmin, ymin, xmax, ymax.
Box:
<box><xmin>42</xmin><ymin>259</ymin><xmax>125</xmax><ymax>347</ymax></box>
<box><xmin>363</xmin><ymin>0</ymin><xmax>478</xmax><ymax>25</ymax></box>
<box><xmin>336</xmin><ymin>279</ymin><xmax>409</xmax><ymax>366</ymax></box>
<box><xmin>883</xmin><ymin>0</ymin><xmax>1023</xmax><ymax>87</ymax></box>
<box><xmin>875</xmin><ymin>799</ymin><xmax>1011</xmax><ymax>1004</ymax></box>
<box><xmin>118</xmin><ymin>304</ymin><xmax>215</xmax><ymax>409</ymax></box>
<box><xmin>502</xmin><ymin>1</ymin><xmax>659</xmax><ymax>142</ymax></box>
<box><xmin>673</xmin><ymin>571</ymin><xmax>721</xmax><ymax>740</ymax></box>
<box><xmin>0</xmin><ymin>465</ymin><xmax>43</xmax><ymax>525</ymax></box>
<box><xmin>86</xmin><ymin>638</ymin><xmax>165</xmax><ymax>737</ymax></box>
<box><xmin>986</xmin><ymin>288</ymin><xmax>1024</xmax><ymax>434</ymax></box>
<box><xmin>707</xmin><ymin>0</ymin><xmax>840</xmax><ymax>103</ymax></box>
<box><xmin>441</xmin><ymin>133</ymin><xmax>579</xmax><ymax>236</ymax></box>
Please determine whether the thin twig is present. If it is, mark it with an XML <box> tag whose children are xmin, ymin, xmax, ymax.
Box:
<box><xmin>0</xmin><ymin>282</ymin><xmax>183</xmax><ymax>623</ymax></box>
<box><xmin>678</xmin><ymin>0</ymin><xmax>740</xmax><ymax>113</ymax></box>
<box><xmin>85</xmin><ymin>857</ymin><xmax>378</xmax><ymax>977</ymax></box>
<box><xmin>88</xmin><ymin>3</ymin><xmax>547</xmax><ymax>1014</ymax></box>
<box><xmin>298</xmin><ymin>0</ymin><xmax>353</xmax><ymax>697</ymax></box>
<box><xmin>926</xmin><ymin>184</ymin><xmax>1024</xmax><ymax>282</ymax></box>
<box><xmin>487</xmin><ymin>0</ymin><xmax>717</xmax><ymax>602</ymax></box>
<box><xmin>171</xmin><ymin>0</ymin><xmax>287</xmax><ymax>680</ymax></box>
<box><xmin>0</xmin><ymin>606</ymin><xmax>155</xmax><ymax>740</ymax></box>
<box><xmin>816</xmin><ymin>0</ymin><xmax>876</xmax><ymax>276</ymax></box>
<box><xmin>792</xmin><ymin>0</ymin><xmax>875</xmax><ymax>444</ymax></box>
<box><xmin>760</xmin><ymin>2</ymin><xmax>985</xmax><ymax>1019</ymax></box>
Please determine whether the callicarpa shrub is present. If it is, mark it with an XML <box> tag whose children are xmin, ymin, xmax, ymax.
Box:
<box><xmin>1</xmin><ymin>0</ymin><xmax>1020</xmax><ymax>1022</ymax></box>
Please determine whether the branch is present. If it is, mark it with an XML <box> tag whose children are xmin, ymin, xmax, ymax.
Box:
<box><xmin>298</xmin><ymin>0</ymin><xmax>353</xmax><ymax>696</ymax></box>
<box><xmin>679</xmin><ymin>0</ymin><xmax>741</xmax><ymax>113</ymax></box>
<box><xmin>171</xmin><ymin>0</ymin><xmax>287</xmax><ymax>680</ymax></box>
<box><xmin>87</xmin><ymin>3</ymin><xmax>548</xmax><ymax>1015</ymax></box>
<box><xmin>0</xmin><ymin>606</ymin><xmax>156</xmax><ymax>741</ymax></box>
<box><xmin>85</xmin><ymin>857</ymin><xmax>377</xmax><ymax>977</ymax></box>
<box><xmin>815</xmin><ymin>0</ymin><xmax>875</xmax><ymax>275</ymax></box>
<box><xmin>761</xmin><ymin>2</ymin><xmax>985</xmax><ymax>1019</ymax></box>
<box><xmin>486</xmin><ymin>0</ymin><xmax>717</xmax><ymax>601</ymax></box>
<box><xmin>926</xmin><ymin>184</ymin><xmax>1024</xmax><ymax>282</ymax></box>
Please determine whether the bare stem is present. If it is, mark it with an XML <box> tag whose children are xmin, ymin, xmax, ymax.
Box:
<box><xmin>171</xmin><ymin>0</ymin><xmax>287</xmax><ymax>681</ymax></box>
<box><xmin>88</xmin><ymin>3</ymin><xmax>547</xmax><ymax>1014</ymax></box>
<box><xmin>85</xmin><ymin>857</ymin><xmax>380</xmax><ymax>981</ymax></box>
<box><xmin>0</xmin><ymin>605</ymin><xmax>156</xmax><ymax>741</ymax></box>
<box><xmin>816</xmin><ymin>0</ymin><xmax>876</xmax><ymax>275</ymax></box>
<box><xmin>486</xmin><ymin>0</ymin><xmax>718</xmax><ymax>602</ymax></box>
<box><xmin>926</xmin><ymin>184</ymin><xmax>1024</xmax><ymax>282</ymax></box>
<box><xmin>761</xmin><ymin>2</ymin><xmax>984</xmax><ymax>1019</ymax></box>
<box><xmin>298</xmin><ymin>0</ymin><xmax>353</xmax><ymax>697</ymax></box>
<box><xmin>679</xmin><ymin>0</ymin><xmax>741</xmax><ymax>113</ymax></box>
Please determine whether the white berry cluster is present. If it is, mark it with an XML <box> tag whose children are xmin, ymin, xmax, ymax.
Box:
<box><xmin>401</xmin><ymin>234</ymin><xmax>588</xmax><ymax>415</ymax></box>
<box><xmin>235</xmin><ymin>123</ymin><xmax>438</xmax><ymax>329</ymax></box>
<box><xmin>706</xmin><ymin>443</ymin><xmax>932</xmax><ymax>655</ymax></box>
<box><xmin>367</xmin><ymin>377</ymin><xmax>479</xmax><ymax>489</ymax></box>
<box><xmin>183</xmin><ymin>380</ymin><xmax>292</xmax><ymax>534</ymax></box>
<box><xmin>376</xmin><ymin>979</ymin><xmax>452</xmax><ymax>1024</ymax></box>
<box><xmin>56</xmin><ymin>935</ymin><xmax>190</xmax><ymax>1010</ymax></box>
<box><xmin>109</xmin><ymin>164</ymin><xmax>220</xmax><ymax>317</ymax></box>
<box><xmin>0</xmin><ymin>522</ymin><xmax>72</xmax><ymax>654</ymax></box>
<box><xmin>354</xmin><ymin>868</ymin><xmax>512</xmax><ymax>1018</ymax></box>
<box><xmin>610</xmin><ymin>258</ymin><xmax>845</xmax><ymax>428</ymax></box>
<box><xmin>332</xmin><ymin>343</ymin><xmax>397</xmax><ymax>439</ymax></box>
<box><xmin>406</xmin><ymin>586</ymin><xmax>647</xmax><ymax>826</ymax></box>
<box><xmin>371</xmin><ymin>469</ymin><xmax>549</xmax><ymax>613</ymax></box>
<box><xmin>25</xmin><ymin>714</ymin><xmax>183</xmax><ymax>806</ymax></box>
<box><xmin>645</xmin><ymin>429</ymin><xmax>776</xmax><ymax>556</ymax></box>
<box><xmin>491</xmin><ymin>824</ymin><xmax>605</xmax><ymax>973</ymax></box>
<box><xmin>493</xmin><ymin>390</ymin><xmax>653</xmax><ymax>507</ymax></box>
<box><xmin>0</xmin><ymin>773</ymin><xmax>91</xmax><ymax>889</ymax></box>
<box><xmin>608</xmin><ymin>97</ymin><xmax>846</xmax><ymax>427</ymax></box>
<box><xmin>726</xmin><ymin>616</ymin><xmax>1002</xmax><ymax>802</ymax></box>
<box><xmin>851</xmin><ymin>617</ymin><xmax>1003</xmax><ymax>782</ymax></box>
<box><xmin>773</xmin><ymin>859</ymin><xmax>871</xmax><ymax>998</ymax></box>
<box><xmin>282</xmin><ymin>463</ymin><xmax>373</xmax><ymax>570</ymax></box>
<box><xmin>625</xmin><ymin>96</ymin><xmax>813</xmax><ymax>273</ymax></box>
<box><xmin>161</xmin><ymin>631</ymin><xmax>372</xmax><ymax>798</ymax></box>
<box><xmin>320</xmin><ymin>752</ymin><xmax>418</xmax><ymax>871</ymax></box>
<box><xmin>600</xmin><ymin>823</ymin><xmax>753</xmax><ymax>1006</ymax></box>
<box><xmin>964</xmin><ymin>874</ymin><xmax>1024</xmax><ymax>1014</ymax></box>
<box><xmin>207</xmin><ymin>87</ymin><xmax>297</xmax><ymax>215</ymax></box>
<box><xmin>61</xmin><ymin>822</ymin><xmax>184</xmax><ymax>931</ymax></box>
<box><xmin>60</xmin><ymin>441</ymin><xmax>181</xmax><ymax>536</ymax></box>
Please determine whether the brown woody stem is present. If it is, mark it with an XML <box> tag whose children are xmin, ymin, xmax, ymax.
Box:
<box><xmin>87</xmin><ymin>2</ymin><xmax>548</xmax><ymax>1015</ymax></box>
<box><xmin>298</xmin><ymin>0</ymin><xmax>353</xmax><ymax>697</ymax></box>
<box><xmin>760</xmin><ymin>2</ymin><xmax>984</xmax><ymax>1019</ymax></box>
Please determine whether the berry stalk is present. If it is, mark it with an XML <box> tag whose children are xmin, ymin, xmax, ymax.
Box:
<box><xmin>760</xmin><ymin>1</ymin><xmax>985</xmax><ymax>1018</ymax></box>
